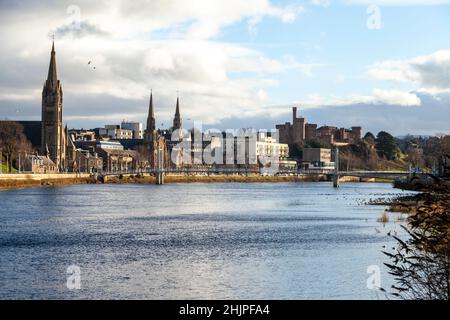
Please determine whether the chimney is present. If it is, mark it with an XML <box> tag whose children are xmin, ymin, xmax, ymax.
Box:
<box><xmin>293</xmin><ymin>107</ymin><xmax>297</xmax><ymax>122</ymax></box>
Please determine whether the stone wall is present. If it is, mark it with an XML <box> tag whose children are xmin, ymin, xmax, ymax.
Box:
<box><xmin>0</xmin><ymin>173</ymin><xmax>91</xmax><ymax>181</ymax></box>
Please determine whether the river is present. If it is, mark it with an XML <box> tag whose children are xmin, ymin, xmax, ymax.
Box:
<box><xmin>0</xmin><ymin>182</ymin><xmax>412</xmax><ymax>299</ymax></box>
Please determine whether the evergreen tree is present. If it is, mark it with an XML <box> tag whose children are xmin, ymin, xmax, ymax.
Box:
<box><xmin>376</xmin><ymin>131</ymin><xmax>402</xmax><ymax>160</ymax></box>
<box><xmin>364</xmin><ymin>132</ymin><xmax>376</xmax><ymax>144</ymax></box>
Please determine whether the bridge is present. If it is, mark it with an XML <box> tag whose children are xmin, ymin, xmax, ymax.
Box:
<box><xmin>96</xmin><ymin>147</ymin><xmax>418</xmax><ymax>186</ymax></box>
<box><xmin>97</xmin><ymin>168</ymin><xmax>414</xmax><ymax>187</ymax></box>
<box><xmin>330</xmin><ymin>170</ymin><xmax>412</xmax><ymax>187</ymax></box>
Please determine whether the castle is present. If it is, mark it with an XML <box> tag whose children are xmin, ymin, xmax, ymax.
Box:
<box><xmin>276</xmin><ymin>107</ymin><xmax>362</xmax><ymax>147</ymax></box>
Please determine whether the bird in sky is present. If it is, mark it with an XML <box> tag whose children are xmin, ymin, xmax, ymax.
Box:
<box><xmin>87</xmin><ymin>61</ymin><xmax>97</xmax><ymax>70</ymax></box>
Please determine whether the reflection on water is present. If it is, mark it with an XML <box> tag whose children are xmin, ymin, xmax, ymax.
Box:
<box><xmin>0</xmin><ymin>182</ymin><xmax>412</xmax><ymax>299</ymax></box>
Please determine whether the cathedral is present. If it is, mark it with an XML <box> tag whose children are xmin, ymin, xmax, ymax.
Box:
<box><xmin>41</xmin><ymin>41</ymin><xmax>74</xmax><ymax>172</ymax></box>
<box><xmin>144</xmin><ymin>92</ymin><xmax>183</xmax><ymax>169</ymax></box>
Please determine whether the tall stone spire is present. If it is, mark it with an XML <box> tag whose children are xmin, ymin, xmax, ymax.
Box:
<box><xmin>41</xmin><ymin>39</ymin><xmax>66</xmax><ymax>172</ymax></box>
<box><xmin>173</xmin><ymin>96</ymin><xmax>181</xmax><ymax>131</ymax></box>
<box><xmin>146</xmin><ymin>90</ymin><xmax>155</xmax><ymax>132</ymax></box>
<box><xmin>46</xmin><ymin>40</ymin><xmax>58</xmax><ymax>90</ymax></box>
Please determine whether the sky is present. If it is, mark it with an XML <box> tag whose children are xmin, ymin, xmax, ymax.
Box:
<box><xmin>0</xmin><ymin>0</ymin><xmax>449</xmax><ymax>136</ymax></box>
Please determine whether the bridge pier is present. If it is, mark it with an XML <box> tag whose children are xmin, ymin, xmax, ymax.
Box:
<box><xmin>156</xmin><ymin>170</ymin><xmax>164</xmax><ymax>185</ymax></box>
<box><xmin>332</xmin><ymin>174</ymin><xmax>340</xmax><ymax>188</ymax></box>
<box><xmin>155</xmin><ymin>147</ymin><xmax>164</xmax><ymax>185</ymax></box>
<box><xmin>333</xmin><ymin>147</ymin><xmax>340</xmax><ymax>188</ymax></box>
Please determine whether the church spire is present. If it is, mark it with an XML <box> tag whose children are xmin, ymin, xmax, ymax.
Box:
<box><xmin>175</xmin><ymin>96</ymin><xmax>180</xmax><ymax>116</ymax></box>
<box><xmin>41</xmin><ymin>39</ymin><xmax>65</xmax><ymax>172</ymax></box>
<box><xmin>173</xmin><ymin>95</ymin><xmax>181</xmax><ymax>131</ymax></box>
<box><xmin>146</xmin><ymin>90</ymin><xmax>155</xmax><ymax>132</ymax></box>
<box><xmin>46</xmin><ymin>39</ymin><xmax>58</xmax><ymax>90</ymax></box>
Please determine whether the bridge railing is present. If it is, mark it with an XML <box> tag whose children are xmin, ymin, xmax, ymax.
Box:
<box><xmin>100</xmin><ymin>168</ymin><xmax>338</xmax><ymax>176</ymax></box>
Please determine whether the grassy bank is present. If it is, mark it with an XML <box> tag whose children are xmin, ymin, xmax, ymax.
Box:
<box><xmin>1</xmin><ymin>163</ymin><xmax>16</xmax><ymax>173</ymax></box>
<box><xmin>0</xmin><ymin>177</ymin><xmax>95</xmax><ymax>190</ymax></box>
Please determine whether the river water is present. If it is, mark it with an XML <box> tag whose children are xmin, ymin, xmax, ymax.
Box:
<box><xmin>0</xmin><ymin>182</ymin><xmax>413</xmax><ymax>299</ymax></box>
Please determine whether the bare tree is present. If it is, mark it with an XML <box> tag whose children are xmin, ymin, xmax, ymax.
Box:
<box><xmin>384</xmin><ymin>196</ymin><xmax>450</xmax><ymax>300</ymax></box>
<box><xmin>0</xmin><ymin>121</ymin><xmax>33</xmax><ymax>172</ymax></box>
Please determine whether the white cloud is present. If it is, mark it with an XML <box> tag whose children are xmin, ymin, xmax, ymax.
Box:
<box><xmin>371</xmin><ymin>88</ymin><xmax>421</xmax><ymax>106</ymax></box>
<box><xmin>335</xmin><ymin>0</ymin><xmax>446</xmax><ymax>7</ymax></box>
<box><xmin>335</xmin><ymin>74</ymin><xmax>346</xmax><ymax>83</ymax></box>
<box><xmin>297</xmin><ymin>89</ymin><xmax>421</xmax><ymax>108</ymax></box>
<box><xmin>366</xmin><ymin>50</ymin><xmax>450</xmax><ymax>94</ymax></box>
<box><xmin>311</xmin><ymin>0</ymin><xmax>331</xmax><ymax>7</ymax></box>
<box><xmin>344</xmin><ymin>0</ymin><xmax>450</xmax><ymax>6</ymax></box>
<box><xmin>0</xmin><ymin>0</ymin><xmax>309</xmax><ymax>126</ymax></box>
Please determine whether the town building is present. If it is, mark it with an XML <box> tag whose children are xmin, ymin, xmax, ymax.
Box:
<box><xmin>99</xmin><ymin>125</ymin><xmax>134</xmax><ymax>140</ymax></box>
<box><xmin>255</xmin><ymin>132</ymin><xmax>289</xmax><ymax>165</ymax></box>
<box><xmin>211</xmin><ymin>130</ymin><xmax>289</xmax><ymax>170</ymax></box>
<box><xmin>73</xmin><ymin>150</ymin><xmax>103</xmax><ymax>173</ymax></box>
<box><xmin>73</xmin><ymin>139</ymin><xmax>145</xmax><ymax>172</ymax></box>
<box><xmin>96</xmin><ymin>148</ymin><xmax>143</xmax><ymax>172</ymax></box>
<box><xmin>69</xmin><ymin>129</ymin><xmax>96</xmax><ymax>141</ymax></box>
<box><xmin>121</xmin><ymin>121</ymin><xmax>143</xmax><ymax>139</ymax></box>
<box><xmin>301</xmin><ymin>148</ymin><xmax>335</xmax><ymax>170</ymax></box>
<box><xmin>22</xmin><ymin>155</ymin><xmax>57</xmax><ymax>173</ymax></box>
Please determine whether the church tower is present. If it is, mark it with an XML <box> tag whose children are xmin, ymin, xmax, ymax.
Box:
<box><xmin>145</xmin><ymin>90</ymin><xmax>156</xmax><ymax>140</ymax></box>
<box><xmin>41</xmin><ymin>40</ymin><xmax>66</xmax><ymax>172</ymax></box>
<box><xmin>172</xmin><ymin>97</ymin><xmax>182</xmax><ymax>131</ymax></box>
<box><xmin>144</xmin><ymin>91</ymin><xmax>158</xmax><ymax>168</ymax></box>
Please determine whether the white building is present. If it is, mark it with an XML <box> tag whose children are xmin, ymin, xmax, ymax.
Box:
<box><xmin>256</xmin><ymin>133</ymin><xmax>289</xmax><ymax>161</ymax></box>
<box><xmin>99</xmin><ymin>125</ymin><xmax>133</xmax><ymax>140</ymax></box>
<box><xmin>121</xmin><ymin>121</ymin><xmax>143</xmax><ymax>139</ymax></box>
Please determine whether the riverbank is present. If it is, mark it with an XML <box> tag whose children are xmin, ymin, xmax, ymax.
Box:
<box><xmin>380</xmin><ymin>184</ymin><xmax>450</xmax><ymax>299</ymax></box>
<box><xmin>0</xmin><ymin>173</ymin><xmax>93</xmax><ymax>190</ymax></box>
<box><xmin>0</xmin><ymin>173</ymin><xmax>392</xmax><ymax>190</ymax></box>
<box><xmin>387</xmin><ymin>192</ymin><xmax>450</xmax><ymax>214</ymax></box>
<box><xmin>385</xmin><ymin>176</ymin><xmax>450</xmax><ymax>214</ymax></box>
